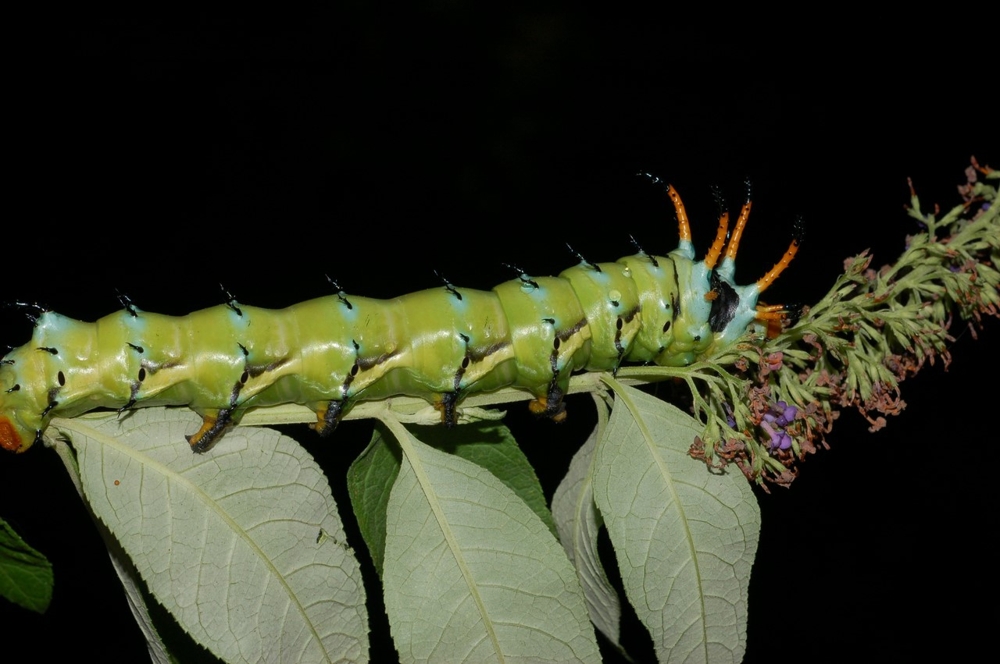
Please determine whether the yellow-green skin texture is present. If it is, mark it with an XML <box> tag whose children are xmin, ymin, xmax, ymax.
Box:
<box><xmin>0</xmin><ymin>246</ymin><xmax>762</xmax><ymax>453</ymax></box>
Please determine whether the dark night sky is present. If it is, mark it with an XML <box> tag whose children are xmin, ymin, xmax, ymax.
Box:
<box><xmin>2</xmin><ymin>12</ymin><xmax>995</xmax><ymax>663</ymax></box>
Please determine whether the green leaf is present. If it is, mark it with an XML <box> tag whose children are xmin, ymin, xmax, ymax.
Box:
<box><xmin>551</xmin><ymin>402</ymin><xmax>625</xmax><ymax>653</ymax></box>
<box><xmin>380</xmin><ymin>420</ymin><xmax>601</xmax><ymax>663</ymax></box>
<box><xmin>347</xmin><ymin>426</ymin><xmax>401</xmax><ymax>577</ymax></box>
<box><xmin>0</xmin><ymin>517</ymin><xmax>53</xmax><ymax>614</ymax></box>
<box><xmin>593</xmin><ymin>381</ymin><xmax>760</xmax><ymax>663</ymax></box>
<box><xmin>56</xmin><ymin>409</ymin><xmax>369</xmax><ymax>664</ymax></box>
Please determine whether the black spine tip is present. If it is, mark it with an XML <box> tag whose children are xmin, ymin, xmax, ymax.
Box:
<box><xmin>435</xmin><ymin>271</ymin><xmax>462</xmax><ymax>300</ymax></box>
<box><xmin>637</xmin><ymin>171</ymin><xmax>665</xmax><ymax>187</ymax></box>
<box><xmin>7</xmin><ymin>301</ymin><xmax>47</xmax><ymax>325</ymax></box>
<box><xmin>791</xmin><ymin>216</ymin><xmax>805</xmax><ymax>244</ymax></box>
<box><xmin>220</xmin><ymin>284</ymin><xmax>243</xmax><ymax>317</ymax></box>
<box><xmin>117</xmin><ymin>290</ymin><xmax>138</xmax><ymax>317</ymax></box>
<box><xmin>326</xmin><ymin>275</ymin><xmax>354</xmax><ymax>309</ymax></box>
<box><xmin>566</xmin><ymin>244</ymin><xmax>601</xmax><ymax>272</ymax></box>
<box><xmin>711</xmin><ymin>185</ymin><xmax>727</xmax><ymax>216</ymax></box>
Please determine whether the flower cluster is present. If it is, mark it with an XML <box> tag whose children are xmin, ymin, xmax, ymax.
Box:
<box><xmin>687</xmin><ymin>157</ymin><xmax>999</xmax><ymax>486</ymax></box>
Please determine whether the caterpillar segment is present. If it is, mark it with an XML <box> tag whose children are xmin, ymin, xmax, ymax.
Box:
<box><xmin>0</xmin><ymin>185</ymin><xmax>799</xmax><ymax>453</ymax></box>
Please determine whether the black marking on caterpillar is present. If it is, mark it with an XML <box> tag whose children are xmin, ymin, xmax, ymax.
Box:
<box><xmin>566</xmin><ymin>244</ymin><xmax>601</xmax><ymax>273</ymax></box>
<box><xmin>221</xmin><ymin>284</ymin><xmax>242</xmax><ymax>317</ymax></box>
<box><xmin>326</xmin><ymin>276</ymin><xmax>354</xmax><ymax>310</ymax></box>
<box><xmin>117</xmin><ymin>291</ymin><xmax>138</xmax><ymax>318</ymax></box>
<box><xmin>435</xmin><ymin>271</ymin><xmax>462</xmax><ymax>301</ymax></box>
<box><xmin>0</xmin><ymin>185</ymin><xmax>801</xmax><ymax>454</ymax></box>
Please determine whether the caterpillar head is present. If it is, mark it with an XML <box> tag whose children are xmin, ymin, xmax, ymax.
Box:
<box><xmin>638</xmin><ymin>253</ymin><xmax>764</xmax><ymax>367</ymax></box>
<box><xmin>646</xmin><ymin>182</ymin><xmax>800</xmax><ymax>365</ymax></box>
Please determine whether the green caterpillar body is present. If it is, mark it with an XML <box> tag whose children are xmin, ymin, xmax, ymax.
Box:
<box><xmin>0</xmin><ymin>185</ymin><xmax>797</xmax><ymax>453</ymax></box>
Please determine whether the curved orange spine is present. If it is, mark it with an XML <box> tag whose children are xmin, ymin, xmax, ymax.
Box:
<box><xmin>723</xmin><ymin>198</ymin><xmax>752</xmax><ymax>261</ymax></box>
<box><xmin>667</xmin><ymin>185</ymin><xmax>693</xmax><ymax>243</ymax></box>
<box><xmin>756</xmin><ymin>236</ymin><xmax>801</xmax><ymax>294</ymax></box>
<box><xmin>703</xmin><ymin>210</ymin><xmax>729</xmax><ymax>269</ymax></box>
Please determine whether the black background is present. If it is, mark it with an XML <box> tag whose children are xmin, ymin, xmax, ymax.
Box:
<box><xmin>2</xmin><ymin>11</ymin><xmax>996</xmax><ymax>663</ymax></box>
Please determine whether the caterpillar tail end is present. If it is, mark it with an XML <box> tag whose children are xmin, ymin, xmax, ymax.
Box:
<box><xmin>0</xmin><ymin>417</ymin><xmax>28</xmax><ymax>452</ymax></box>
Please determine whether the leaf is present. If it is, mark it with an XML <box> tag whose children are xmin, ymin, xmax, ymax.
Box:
<box><xmin>551</xmin><ymin>400</ymin><xmax>624</xmax><ymax>652</ymax></box>
<box><xmin>407</xmin><ymin>422</ymin><xmax>558</xmax><ymax>537</ymax></box>
<box><xmin>347</xmin><ymin>426</ymin><xmax>401</xmax><ymax>577</ymax></box>
<box><xmin>49</xmin><ymin>434</ymin><xmax>176</xmax><ymax>661</ymax></box>
<box><xmin>0</xmin><ymin>517</ymin><xmax>54</xmax><ymax>613</ymax></box>
<box><xmin>103</xmin><ymin>529</ymin><xmax>178</xmax><ymax>663</ymax></box>
<box><xmin>593</xmin><ymin>381</ymin><xmax>760</xmax><ymax>663</ymax></box>
<box><xmin>380</xmin><ymin>418</ymin><xmax>601</xmax><ymax>663</ymax></box>
<box><xmin>49</xmin><ymin>429</ymin><xmax>179</xmax><ymax>661</ymax></box>
<box><xmin>56</xmin><ymin>409</ymin><xmax>369</xmax><ymax>664</ymax></box>
<box><xmin>348</xmin><ymin>421</ymin><xmax>558</xmax><ymax>578</ymax></box>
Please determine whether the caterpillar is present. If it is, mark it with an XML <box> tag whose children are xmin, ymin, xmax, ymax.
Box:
<box><xmin>0</xmin><ymin>183</ymin><xmax>799</xmax><ymax>454</ymax></box>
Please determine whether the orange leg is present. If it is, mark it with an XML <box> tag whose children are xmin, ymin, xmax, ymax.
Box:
<box><xmin>311</xmin><ymin>400</ymin><xmax>346</xmax><ymax>437</ymax></box>
<box><xmin>186</xmin><ymin>410</ymin><xmax>235</xmax><ymax>453</ymax></box>
<box><xmin>755</xmin><ymin>303</ymin><xmax>799</xmax><ymax>338</ymax></box>
<box><xmin>528</xmin><ymin>396</ymin><xmax>568</xmax><ymax>422</ymax></box>
<box><xmin>187</xmin><ymin>415</ymin><xmax>218</xmax><ymax>448</ymax></box>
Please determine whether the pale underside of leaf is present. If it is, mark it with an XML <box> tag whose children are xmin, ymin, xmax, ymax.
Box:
<box><xmin>49</xmin><ymin>434</ymin><xmax>173</xmax><ymax>661</ymax></box>
<box><xmin>380</xmin><ymin>418</ymin><xmax>600</xmax><ymax>663</ymax></box>
<box><xmin>551</xmin><ymin>398</ymin><xmax>624</xmax><ymax>652</ymax></box>
<box><xmin>55</xmin><ymin>409</ymin><xmax>369</xmax><ymax>664</ymax></box>
<box><xmin>348</xmin><ymin>421</ymin><xmax>556</xmax><ymax>580</ymax></box>
<box><xmin>593</xmin><ymin>381</ymin><xmax>760</xmax><ymax>664</ymax></box>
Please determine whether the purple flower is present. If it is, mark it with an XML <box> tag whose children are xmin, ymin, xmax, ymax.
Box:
<box><xmin>723</xmin><ymin>402</ymin><xmax>737</xmax><ymax>429</ymax></box>
<box><xmin>760</xmin><ymin>421</ymin><xmax>781</xmax><ymax>447</ymax></box>
<box><xmin>761</xmin><ymin>401</ymin><xmax>798</xmax><ymax>451</ymax></box>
